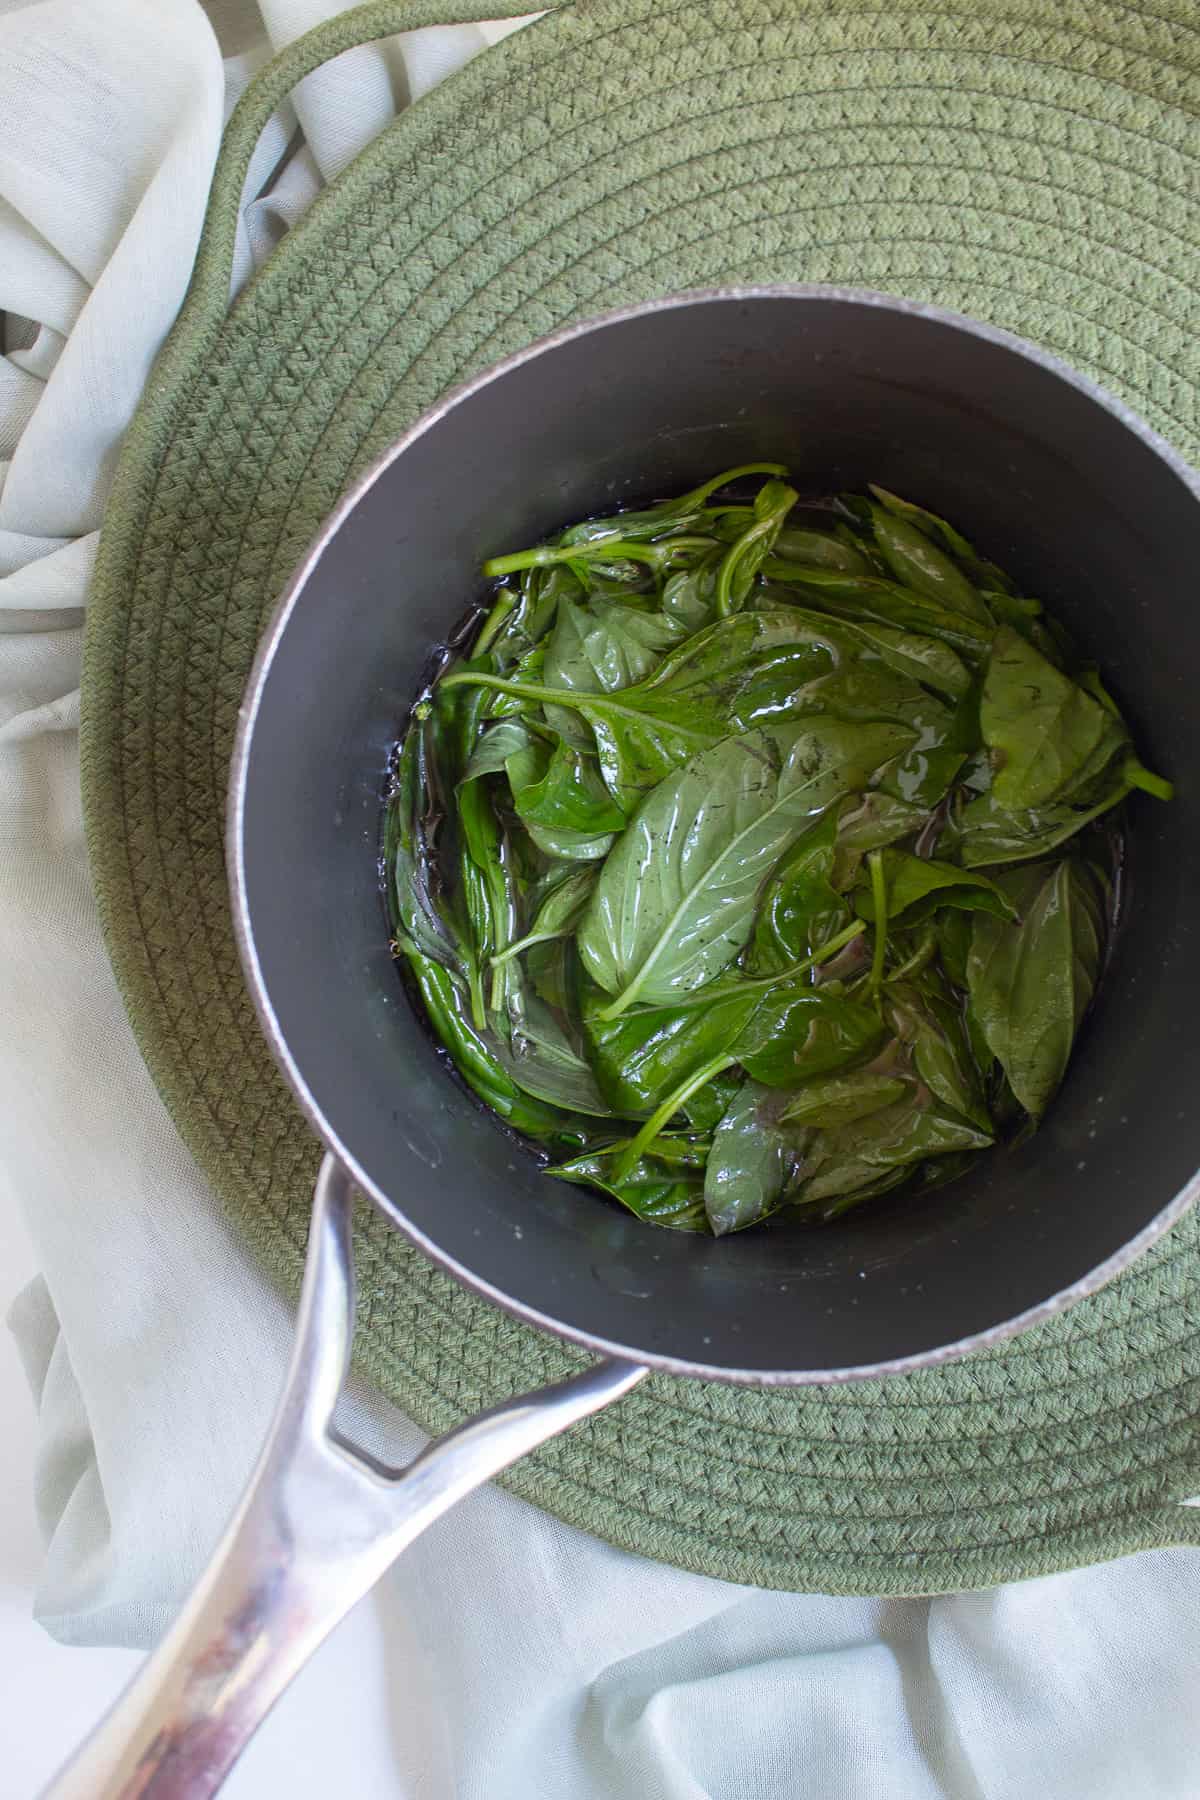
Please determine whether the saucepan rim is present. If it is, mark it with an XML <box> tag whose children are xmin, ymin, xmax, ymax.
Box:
<box><xmin>227</xmin><ymin>283</ymin><xmax>1200</xmax><ymax>1386</ymax></box>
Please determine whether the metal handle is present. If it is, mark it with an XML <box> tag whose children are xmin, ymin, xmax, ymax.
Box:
<box><xmin>45</xmin><ymin>1156</ymin><xmax>646</xmax><ymax>1798</ymax></box>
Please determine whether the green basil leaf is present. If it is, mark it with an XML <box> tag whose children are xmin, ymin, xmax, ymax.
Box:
<box><xmin>954</xmin><ymin>779</ymin><xmax>1128</xmax><ymax>868</ymax></box>
<box><xmin>704</xmin><ymin>1082</ymin><xmax>808</xmax><ymax>1235</ymax></box>
<box><xmin>506</xmin><ymin>737</ymin><xmax>626</xmax><ymax>837</ymax></box>
<box><xmin>983</xmin><ymin>592</ymin><xmax>1066</xmax><ymax>668</ymax></box>
<box><xmin>760</xmin><ymin>563</ymin><xmax>994</xmax><ymax>657</ymax></box>
<box><xmin>580</xmin><ymin>719</ymin><xmax>913</xmax><ymax>1010</ymax></box>
<box><xmin>965</xmin><ymin>859</ymin><xmax>1104</xmax><ymax>1117</ymax></box>
<box><xmin>836</xmin><ymin>790</ymin><xmax>931</xmax><ymax>853</ymax></box>
<box><xmin>585</xmin><ymin>609</ymin><xmax>865</xmax><ymax>805</ymax></box>
<box><xmin>476</xmin><ymin>622</ymin><xmax>544</xmax><ymax>706</ymax></box>
<box><xmin>773</xmin><ymin>524</ymin><xmax>872</xmax><ymax>575</ymax></box>
<box><xmin>887</xmin><ymin>976</ymin><xmax>992</xmax><ymax>1131</ymax></box>
<box><xmin>525</xmin><ymin>936</ymin><xmax>573</xmax><ymax>1013</ymax></box>
<box><xmin>496</xmin><ymin>998</ymin><xmax>614</xmax><ymax>1116</ymax></box>
<box><xmin>933</xmin><ymin>920</ymin><xmax>999</xmax><ymax>1088</ymax></box>
<box><xmin>582</xmin><ymin>981</ymin><xmax>761</xmax><ymax>1114</ymax></box>
<box><xmin>855</xmin><ymin>849</ymin><xmax>1016</xmax><ymax>927</ymax></box>
<box><xmin>843</xmin><ymin>495</ymin><xmax>993</xmax><ymax>623</ymax></box>
<box><xmin>748</xmin><ymin>811</ymin><xmax>847</xmax><ymax>975</ymax></box>
<box><xmin>404</xmin><ymin>954</ymin><xmax>581</xmax><ymax>1141</ymax></box>
<box><xmin>754</xmin><ymin>592</ymin><xmax>971</xmax><ymax>699</ymax></box>
<box><xmin>713</xmin><ymin>479</ymin><xmax>798</xmax><ymax>615</ymax></box>
<box><xmin>795</xmin><ymin>663</ymin><xmax>970</xmax><ymax>808</ymax></box>
<box><xmin>792</xmin><ymin>1163</ymin><xmax>915</xmax><ymax>1223</ymax></box>
<box><xmin>544</xmin><ymin>595</ymin><xmax>683</xmax><ymax>695</ymax></box>
<box><xmin>866</xmin><ymin>485</ymin><xmax>1017</xmax><ymax>594</ymax></box>
<box><xmin>389</xmin><ymin>721</ymin><xmax>464</xmax><ymax>974</ymax></box>
<box><xmin>546</xmin><ymin>1136</ymin><xmax>711</xmax><ymax>1230</ymax></box>
<box><xmin>662</xmin><ymin>552</ymin><xmax>721</xmax><ymax>630</ymax></box>
<box><xmin>456</xmin><ymin>772</ymin><xmax>518</xmax><ymax>968</ymax></box>
<box><xmin>484</xmin><ymin>565</ymin><xmax>582</xmax><ymax>670</ymax></box>
<box><xmin>522</xmin><ymin>818</ymin><xmax>616</xmax><ymax>863</ymax></box>
<box><xmin>936</xmin><ymin>908</ymin><xmax>972</xmax><ymax>989</ymax></box>
<box><xmin>980</xmin><ymin>626</ymin><xmax>1129</xmax><ymax>808</ymax></box>
<box><xmin>557</xmin><ymin>463</ymin><xmax>787</xmax><ymax>548</ymax></box>
<box><xmin>794</xmin><ymin>1092</ymin><xmax>993</xmax><ymax>1204</ymax></box>
<box><xmin>737</xmin><ymin>987</ymin><xmax>887</xmax><ymax>1086</ymax></box>
<box><xmin>830</xmin><ymin>790</ymin><xmax>932</xmax><ymax>890</ymax></box>
<box><xmin>491</xmin><ymin>867</ymin><xmax>595</xmax><ymax>969</ymax></box>
<box><xmin>460</xmin><ymin>718</ymin><xmax>533</xmax><ymax>782</ymax></box>
<box><xmin>779</xmin><ymin>1070</ymin><xmax>910</xmax><ymax>1128</ymax></box>
<box><xmin>681</xmin><ymin>1067</ymin><xmax>746</xmax><ymax>1132</ymax></box>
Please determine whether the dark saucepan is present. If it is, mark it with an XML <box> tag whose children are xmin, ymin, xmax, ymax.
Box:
<box><xmin>233</xmin><ymin>288</ymin><xmax>1200</xmax><ymax>1382</ymax></box>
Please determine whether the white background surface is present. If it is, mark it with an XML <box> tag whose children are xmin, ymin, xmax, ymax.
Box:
<box><xmin>0</xmin><ymin>14</ymin><xmax>522</xmax><ymax>1790</ymax></box>
<box><xmin>0</xmin><ymin>1188</ymin><xmax>413</xmax><ymax>1799</ymax></box>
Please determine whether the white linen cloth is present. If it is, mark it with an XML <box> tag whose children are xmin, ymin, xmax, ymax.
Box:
<box><xmin>2</xmin><ymin>2</ymin><xmax>1199</xmax><ymax>1793</ymax></box>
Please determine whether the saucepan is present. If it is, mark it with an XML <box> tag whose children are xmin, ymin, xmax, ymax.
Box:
<box><xmin>51</xmin><ymin>288</ymin><xmax>1200</xmax><ymax>1797</ymax></box>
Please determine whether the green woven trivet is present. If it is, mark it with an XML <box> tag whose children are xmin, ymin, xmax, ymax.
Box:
<box><xmin>81</xmin><ymin>0</ymin><xmax>1200</xmax><ymax>1594</ymax></box>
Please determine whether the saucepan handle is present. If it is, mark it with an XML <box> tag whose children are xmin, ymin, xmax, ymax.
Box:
<box><xmin>44</xmin><ymin>1155</ymin><xmax>646</xmax><ymax>1799</ymax></box>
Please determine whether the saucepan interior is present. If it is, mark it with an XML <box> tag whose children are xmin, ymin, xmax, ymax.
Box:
<box><xmin>231</xmin><ymin>288</ymin><xmax>1200</xmax><ymax>1381</ymax></box>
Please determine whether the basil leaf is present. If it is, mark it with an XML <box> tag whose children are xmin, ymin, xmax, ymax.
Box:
<box><xmin>736</xmin><ymin>987</ymin><xmax>887</xmax><ymax>1086</ymax></box>
<box><xmin>780</xmin><ymin>1070</ymin><xmax>910</xmax><ymax>1128</ymax></box>
<box><xmin>793</xmin><ymin>1164</ymin><xmax>915</xmax><ymax>1223</ymax></box>
<box><xmin>460</xmin><ymin>718</ymin><xmax>533</xmax><ymax>782</ymax></box>
<box><xmin>704</xmin><ymin>1082</ymin><xmax>807</xmax><ymax>1235</ymax></box>
<box><xmin>582</xmin><ymin>982</ymin><xmax>761</xmax><ymax>1114</ymax></box>
<box><xmin>525</xmin><ymin>936</ymin><xmax>573</xmax><ymax>1013</ymax></box>
<box><xmin>794</xmin><ymin>1092</ymin><xmax>993</xmax><ymax>1205</ymax></box>
<box><xmin>843</xmin><ymin>495</ymin><xmax>993</xmax><ymax>624</ymax></box>
<box><xmin>796</xmin><ymin>663</ymin><xmax>970</xmax><ymax>808</ymax></box>
<box><xmin>544</xmin><ymin>595</ymin><xmax>683</xmax><ymax>694</ymax></box>
<box><xmin>748</xmin><ymin>811</ymin><xmax>847</xmax><ymax>975</ymax></box>
<box><xmin>557</xmin><ymin>463</ymin><xmax>787</xmax><ymax>548</ymax></box>
<box><xmin>547</xmin><ymin>1136</ymin><xmax>710</xmax><ymax>1230</ymax></box>
<box><xmin>484</xmin><ymin>566</ymin><xmax>581</xmax><ymax>670</ymax></box>
<box><xmin>831</xmin><ymin>790</ymin><xmax>931</xmax><ymax>890</ymax></box>
<box><xmin>662</xmin><ymin>552</ymin><xmax>721</xmax><ymax>630</ymax></box>
<box><xmin>492</xmin><ymin>867</ymin><xmax>595</xmax><ymax>968</ymax></box>
<box><xmin>580</xmin><ymin>719</ymin><xmax>913</xmax><ymax>1011</ymax></box>
<box><xmin>404</xmin><ymin>955</ymin><xmax>581</xmax><ymax>1141</ymax></box>
<box><xmin>522</xmin><ymin>818</ymin><xmax>616</xmax><ymax>863</ymax></box>
<box><xmin>479</xmin><ymin>639</ymin><xmax>547</xmax><ymax>720</ymax></box>
<box><xmin>966</xmin><ymin>859</ymin><xmax>1104</xmax><ymax>1117</ymax></box>
<box><xmin>681</xmin><ymin>1067</ymin><xmax>746</xmax><ymax>1132</ymax></box>
<box><xmin>496</xmin><ymin>998</ymin><xmax>614</xmax><ymax>1116</ymax></box>
<box><xmin>506</xmin><ymin>737</ymin><xmax>626</xmax><ymax>837</ymax></box>
<box><xmin>836</xmin><ymin>790</ymin><xmax>931</xmax><ymax>853</ymax></box>
<box><xmin>755</xmin><ymin>592</ymin><xmax>971</xmax><ymax>699</ymax></box>
<box><xmin>713</xmin><ymin>479</ymin><xmax>798</xmax><ymax>616</ymax></box>
<box><xmin>855</xmin><ymin>849</ymin><xmax>1016</xmax><ymax>927</ymax></box>
<box><xmin>839</xmin><ymin>616</ymin><xmax>972</xmax><ymax>698</ymax></box>
<box><xmin>887</xmin><ymin>976</ymin><xmax>992</xmax><ymax>1132</ymax></box>
<box><xmin>773</xmin><ymin>524</ymin><xmax>873</xmax><ymax>575</ymax></box>
<box><xmin>980</xmin><ymin>626</ymin><xmax>1129</xmax><ymax>809</ymax></box>
<box><xmin>457</xmin><ymin>773</ymin><xmax>518</xmax><ymax>970</ymax></box>
<box><xmin>389</xmin><ymin>720</ymin><xmax>464</xmax><ymax>974</ymax></box>
<box><xmin>936</xmin><ymin>908</ymin><xmax>972</xmax><ymax>989</ymax></box>
<box><xmin>866</xmin><ymin>485</ymin><xmax>1017</xmax><ymax>594</ymax></box>
<box><xmin>759</xmin><ymin>564</ymin><xmax>993</xmax><ymax>658</ymax></box>
<box><xmin>954</xmin><ymin>779</ymin><xmax>1129</xmax><ymax>868</ymax></box>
